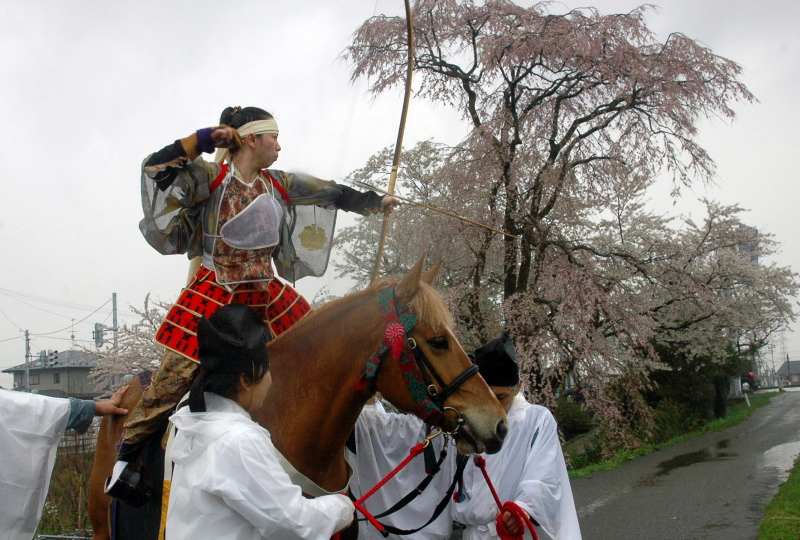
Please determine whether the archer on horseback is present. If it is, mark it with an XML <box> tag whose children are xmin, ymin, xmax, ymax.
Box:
<box><xmin>106</xmin><ymin>105</ymin><xmax>399</xmax><ymax>505</ymax></box>
<box><xmin>165</xmin><ymin>303</ymin><xmax>354</xmax><ymax>539</ymax></box>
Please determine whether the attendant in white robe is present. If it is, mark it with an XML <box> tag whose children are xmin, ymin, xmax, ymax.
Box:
<box><xmin>164</xmin><ymin>303</ymin><xmax>353</xmax><ymax>540</ymax></box>
<box><xmin>0</xmin><ymin>387</ymin><xmax>128</xmax><ymax>540</ymax></box>
<box><xmin>347</xmin><ymin>399</ymin><xmax>458</xmax><ymax>540</ymax></box>
<box><xmin>452</xmin><ymin>333</ymin><xmax>582</xmax><ymax>540</ymax></box>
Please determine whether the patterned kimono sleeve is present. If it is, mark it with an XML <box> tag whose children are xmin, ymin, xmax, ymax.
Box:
<box><xmin>270</xmin><ymin>171</ymin><xmax>383</xmax><ymax>215</ymax></box>
<box><xmin>139</xmin><ymin>139</ymin><xmax>220</xmax><ymax>257</ymax></box>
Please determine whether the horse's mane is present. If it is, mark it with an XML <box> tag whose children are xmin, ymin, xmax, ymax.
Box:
<box><xmin>370</xmin><ymin>278</ymin><xmax>454</xmax><ymax>332</ymax></box>
<box><xmin>271</xmin><ymin>277</ymin><xmax>454</xmax><ymax>354</ymax></box>
<box><xmin>279</xmin><ymin>279</ymin><xmax>453</xmax><ymax>338</ymax></box>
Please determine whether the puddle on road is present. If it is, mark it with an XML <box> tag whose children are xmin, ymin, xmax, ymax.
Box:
<box><xmin>637</xmin><ymin>440</ymin><xmax>736</xmax><ymax>486</ymax></box>
<box><xmin>761</xmin><ymin>440</ymin><xmax>800</xmax><ymax>483</ymax></box>
<box><xmin>654</xmin><ymin>440</ymin><xmax>736</xmax><ymax>477</ymax></box>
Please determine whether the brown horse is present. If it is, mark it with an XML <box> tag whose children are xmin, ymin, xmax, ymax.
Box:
<box><xmin>88</xmin><ymin>257</ymin><xmax>508</xmax><ymax>539</ymax></box>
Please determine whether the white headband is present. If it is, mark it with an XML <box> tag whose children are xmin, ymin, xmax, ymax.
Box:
<box><xmin>238</xmin><ymin>118</ymin><xmax>279</xmax><ymax>136</ymax></box>
<box><xmin>214</xmin><ymin>119</ymin><xmax>280</xmax><ymax>163</ymax></box>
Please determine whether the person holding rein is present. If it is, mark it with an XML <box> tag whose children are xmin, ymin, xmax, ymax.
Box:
<box><xmin>164</xmin><ymin>303</ymin><xmax>354</xmax><ymax>540</ymax></box>
<box><xmin>108</xmin><ymin>106</ymin><xmax>399</xmax><ymax>503</ymax></box>
<box><xmin>452</xmin><ymin>333</ymin><xmax>582</xmax><ymax>540</ymax></box>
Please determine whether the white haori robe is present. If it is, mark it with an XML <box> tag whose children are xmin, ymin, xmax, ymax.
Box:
<box><xmin>347</xmin><ymin>401</ymin><xmax>457</xmax><ymax>540</ymax></box>
<box><xmin>452</xmin><ymin>397</ymin><xmax>582</xmax><ymax>540</ymax></box>
<box><xmin>0</xmin><ymin>389</ymin><xmax>71</xmax><ymax>540</ymax></box>
<box><xmin>165</xmin><ymin>393</ymin><xmax>353</xmax><ymax>540</ymax></box>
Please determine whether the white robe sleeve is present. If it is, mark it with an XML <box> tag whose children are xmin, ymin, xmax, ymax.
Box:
<box><xmin>512</xmin><ymin>408</ymin><xmax>581</xmax><ymax>540</ymax></box>
<box><xmin>0</xmin><ymin>390</ymin><xmax>71</xmax><ymax>540</ymax></box>
<box><xmin>204</xmin><ymin>429</ymin><xmax>354</xmax><ymax>539</ymax></box>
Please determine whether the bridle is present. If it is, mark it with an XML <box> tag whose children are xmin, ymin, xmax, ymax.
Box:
<box><xmin>360</xmin><ymin>285</ymin><xmax>480</xmax><ymax>431</ymax></box>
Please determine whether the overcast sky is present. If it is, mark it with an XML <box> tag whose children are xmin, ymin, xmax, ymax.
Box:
<box><xmin>1</xmin><ymin>0</ymin><xmax>798</xmax><ymax>389</ymax></box>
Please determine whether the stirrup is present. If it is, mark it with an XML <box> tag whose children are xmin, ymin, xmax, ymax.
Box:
<box><xmin>104</xmin><ymin>463</ymin><xmax>153</xmax><ymax>508</ymax></box>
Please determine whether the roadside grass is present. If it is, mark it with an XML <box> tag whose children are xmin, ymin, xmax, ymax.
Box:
<box><xmin>758</xmin><ymin>453</ymin><xmax>800</xmax><ymax>540</ymax></box>
<box><xmin>567</xmin><ymin>391</ymin><xmax>778</xmax><ymax>479</ymax></box>
<box><xmin>37</xmin><ymin>450</ymin><xmax>94</xmax><ymax>535</ymax></box>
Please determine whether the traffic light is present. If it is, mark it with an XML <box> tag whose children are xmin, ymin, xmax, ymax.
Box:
<box><xmin>93</xmin><ymin>322</ymin><xmax>105</xmax><ymax>347</ymax></box>
<box><xmin>46</xmin><ymin>350</ymin><xmax>58</xmax><ymax>367</ymax></box>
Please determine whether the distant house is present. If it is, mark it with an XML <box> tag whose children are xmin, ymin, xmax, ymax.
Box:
<box><xmin>2</xmin><ymin>349</ymin><xmax>101</xmax><ymax>399</ymax></box>
<box><xmin>776</xmin><ymin>360</ymin><xmax>800</xmax><ymax>386</ymax></box>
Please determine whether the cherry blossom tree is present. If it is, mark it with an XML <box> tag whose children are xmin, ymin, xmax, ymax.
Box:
<box><xmin>335</xmin><ymin>1</ymin><xmax>796</xmax><ymax>452</ymax></box>
<box><xmin>336</xmin><ymin>141</ymin><xmax>797</xmax><ymax>452</ymax></box>
<box><xmin>89</xmin><ymin>294</ymin><xmax>166</xmax><ymax>390</ymax></box>
<box><xmin>643</xmin><ymin>203</ymin><xmax>797</xmax><ymax>419</ymax></box>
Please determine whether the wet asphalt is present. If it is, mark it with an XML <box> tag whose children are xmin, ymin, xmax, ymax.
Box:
<box><xmin>571</xmin><ymin>388</ymin><xmax>800</xmax><ymax>540</ymax></box>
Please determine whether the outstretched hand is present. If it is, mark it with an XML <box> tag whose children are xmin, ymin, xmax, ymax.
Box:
<box><xmin>381</xmin><ymin>195</ymin><xmax>402</xmax><ymax>216</ymax></box>
<box><xmin>94</xmin><ymin>386</ymin><xmax>129</xmax><ymax>416</ymax></box>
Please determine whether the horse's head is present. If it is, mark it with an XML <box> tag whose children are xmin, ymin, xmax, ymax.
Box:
<box><xmin>372</xmin><ymin>256</ymin><xmax>508</xmax><ymax>455</ymax></box>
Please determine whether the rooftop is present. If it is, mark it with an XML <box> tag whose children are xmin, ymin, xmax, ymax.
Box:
<box><xmin>2</xmin><ymin>349</ymin><xmax>98</xmax><ymax>373</ymax></box>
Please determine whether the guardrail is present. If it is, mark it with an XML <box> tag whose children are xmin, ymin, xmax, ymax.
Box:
<box><xmin>36</xmin><ymin>533</ymin><xmax>92</xmax><ymax>540</ymax></box>
<box><xmin>57</xmin><ymin>429</ymin><xmax>97</xmax><ymax>454</ymax></box>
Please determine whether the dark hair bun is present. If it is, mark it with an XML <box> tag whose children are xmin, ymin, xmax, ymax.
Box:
<box><xmin>219</xmin><ymin>106</ymin><xmax>242</xmax><ymax>126</ymax></box>
<box><xmin>218</xmin><ymin>106</ymin><xmax>272</xmax><ymax>129</ymax></box>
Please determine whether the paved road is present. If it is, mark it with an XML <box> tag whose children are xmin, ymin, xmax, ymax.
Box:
<box><xmin>572</xmin><ymin>389</ymin><xmax>800</xmax><ymax>540</ymax></box>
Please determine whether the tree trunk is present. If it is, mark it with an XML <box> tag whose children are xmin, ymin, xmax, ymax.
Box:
<box><xmin>713</xmin><ymin>377</ymin><xmax>729</xmax><ymax>419</ymax></box>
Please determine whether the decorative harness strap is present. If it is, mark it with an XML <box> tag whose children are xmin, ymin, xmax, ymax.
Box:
<box><xmin>354</xmin><ymin>426</ymin><xmax>448</xmax><ymax>524</ymax></box>
<box><xmin>361</xmin><ymin>285</ymin><xmax>481</xmax><ymax>426</ymax></box>
<box><xmin>362</xmin><ymin>286</ymin><xmax>443</xmax><ymax>423</ymax></box>
<box><xmin>354</xmin><ymin>286</ymin><xmax>483</xmax><ymax>537</ymax></box>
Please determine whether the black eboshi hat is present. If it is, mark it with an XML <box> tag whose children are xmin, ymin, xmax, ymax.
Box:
<box><xmin>197</xmin><ymin>303</ymin><xmax>269</xmax><ymax>373</ymax></box>
<box><xmin>473</xmin><ymin>331</ymin><xmax>519</xmax><ymax>387</ymax></box>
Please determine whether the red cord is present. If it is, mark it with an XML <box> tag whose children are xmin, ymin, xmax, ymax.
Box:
<box><xmin>353</xmin><ymin>442</ymin><xmax>426</xmax><ymax>536</ymax></box>
<box><xmin>473</xmin><ymin>456</ymin><xmax>539</xmax><ymax>540</ymax></box>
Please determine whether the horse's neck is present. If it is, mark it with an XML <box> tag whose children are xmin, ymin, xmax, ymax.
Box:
<box><xmin>260</xmin><ymin>304</ymin><xmax>379</xmax><ymax>492</ymax></box>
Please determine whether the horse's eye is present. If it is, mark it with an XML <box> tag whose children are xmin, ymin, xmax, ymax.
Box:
<box><xmin>428</xmin><ymin>336</ymin><xmax>449</xmax><ymax>351</ymax></box>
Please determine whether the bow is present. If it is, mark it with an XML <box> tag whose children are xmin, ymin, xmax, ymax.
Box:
<box><xmin>370</xmin><ymin>0</ymin><xmax>415</xmax><ymax>284</ymax></box>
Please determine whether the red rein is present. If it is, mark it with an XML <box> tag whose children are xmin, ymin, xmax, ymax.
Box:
<box><xmin>473</xmin><ymin>455</ymin><xmax>539</xmax><ymax>540</ymax></box>
<box><xmin>351</xmin><ymin>445</ymin><xmax>538</xmax><ymax>540</ymax></box>
<box><xmin>353</xmin><ymin>442</ymin><xmax>427</xmax><ymax>536</ymax></box>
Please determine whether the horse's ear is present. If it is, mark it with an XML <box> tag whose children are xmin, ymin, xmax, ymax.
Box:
<box><xmin>421</xmin><ymin>260</ymin><xmax>442</xmax><ymax>286</ymax></box>
<box><xmin>396</xmin><ymin>253</ymin><xmax>426</xmax><ymax>306</ymax></box>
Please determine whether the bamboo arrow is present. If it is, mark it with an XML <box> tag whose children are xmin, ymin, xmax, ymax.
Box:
<box><xmin>351</xmin><ymin>180</ymin><xmax>518</xmax><ymax>239</ymax></box>
<box><xmin>370</xmin><ymin>0</ymin><xmax>415</xmax><ymax>284</ymax></box>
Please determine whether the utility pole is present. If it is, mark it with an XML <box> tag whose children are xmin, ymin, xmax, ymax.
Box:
<box><xmin>24</xmin><ymin>330</ymin><xmax>30</xmax><ymax>392</ymax></box>
<box><xmin>92</xmin><ymin>293</ymin><xmax>119</xmax><ymax>349</ymax></box>
<box><xmin>112</xmin><ymin>292</ymin><xmax>118</xmax><ymax>349</ymax></box>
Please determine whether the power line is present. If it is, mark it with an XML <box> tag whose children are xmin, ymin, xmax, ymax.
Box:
<box><xmin>0</xmin><ymin>287</ymin><xmax>139</xmax><ymax>319</ymax></box>
<box><xmin>0</xmin><ymin>288</ymin><xmax>140</xmax><ymax>343</ymax></box>
<box><xmin>29</xmin><ymin>299</ymin><xmax>111</xmax><ymax>337</ymax></box>
<box><xmin>0</xmin><ymin>287</ymin><xmax>112</xmax><ymax>312</ymax></box>
<box><xmin>0</xmin><ymin>306</ymin><xmax>24</xmax><ymax>331</ymax></box>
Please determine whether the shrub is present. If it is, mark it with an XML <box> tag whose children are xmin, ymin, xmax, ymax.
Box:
<box><xmin>553</xmin><ymin>397</ymin><xmax>596</xmax><ymax>441</ymax></box>
<box><xmin>650</xmin><ymin>399</ymin><xmax>704</xmax><ymax>444</ymax></box>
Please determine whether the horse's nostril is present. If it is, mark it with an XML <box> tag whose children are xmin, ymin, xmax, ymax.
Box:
<box><xmin>496</xmin><ymin>420</ymin><xmax>508</xmax><ymax>441</ymax></box>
